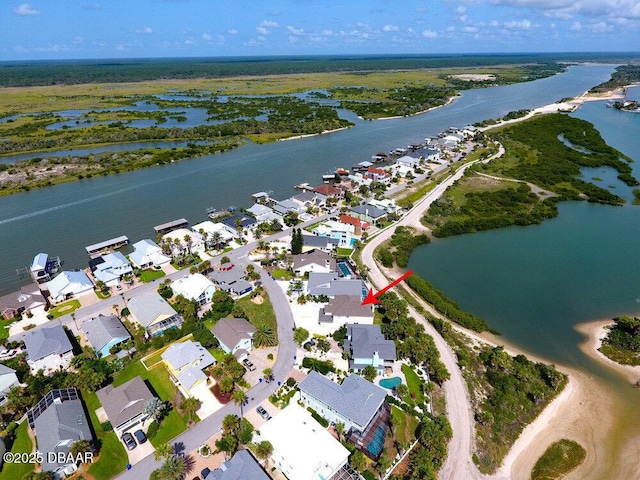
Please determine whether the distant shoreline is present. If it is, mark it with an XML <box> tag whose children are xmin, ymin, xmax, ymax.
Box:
<box><xmin>277</xmin><ymin>125</ymin><xmax>352</xmax><ymax>142</ymax></box>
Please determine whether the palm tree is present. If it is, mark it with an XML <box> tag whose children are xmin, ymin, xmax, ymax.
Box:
<box><xmin>222</xmin><ymin>414</ymin><xmax>241</xmax><ymax>435</ymax></box>
<box><xmin>376</xmin><ymin>455</ymin><xmax>392</xmax><ymax>480</ymax></box>
<box><xmin>154</xmin><ymin>442</ymin><xmax>174</xmax><ymax>461</ymax></box>
<box><xmin>183</xmin><ymin>234</ymin><xmax>192</xmax><ymax>254</ymax></box>
<box><xmin>70</xmin><ymin>439</ymin><xmax>92</xmax><ymax>459</ymax></box>
<box><xmin>231</xmin><ymin>389</ymin><xmax>248</xmax><ymax>418</ymax></box>
<box><xmin>254</xmin><ymin>440</ymin><xmax>274</xmax><ymax>468</ymax></box>
<box><xmin>161</xmin><ymin>454</ymin><xmax>187</xmax><ymax>480</ymax></box>
<box><xmin>215</xmin><ymin>434</ymin><xmax>237</xmax><ymax>461</ymax></box>
<box><xmin>181</xmin><ymin>397</ymin><xmax>200</xmax><ymax>423</ymax></box>
<box><xmin>211</xmin><ymin>231</ymin><xmax>222</xmax><ymax>251</ymax></box>
<box><xmin>335</xmin><ymin>422</ymin><xmax>345</xmax><ymax>442</ymax></box>
<box><xmin>253</xmin><ymin>323</ymin><xmax>277</xmax><ymax>347</ymax></box>
<box><xmin>144</xmin><ymin>397</ymin><xmax>168</xmax><ymax>424</ymax></box>
<box><xmin>262</xmin><ymin>367</ymin><xmax>274</xmax><ymax>384</ymax></box>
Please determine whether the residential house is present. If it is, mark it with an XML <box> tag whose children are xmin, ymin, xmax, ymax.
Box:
<box><xmin>192</xmin><ymin>220</ymin><xmax>238</xmax><ymax>249</ymax></box>
<box><xmin>30</xmin><ymin>253</ymin><xmax>60</xmax><ymax>282</ymax></box>
<box><xmin>129</xmin><ymin>239</ymin><xmax>171</xmax><ymax>269</ymax></box>
<box><xmin>205</xmin><ymin>449</ymin><xmax>270</xmax><ymax>480</ymax></box>
<box><xmin>344</xmin><ymin>324</ymin><xmax>396</xmax><ymax>372</ymax></box>
<box><xmin>313</xmin><ymin>184</ymin><xmax>343</xmax><ymax>198</ymax></box>
<box><xmin>96</xmin><ymin>376</ymin><xmax>155</xmax><ymax>435</ymax></box>
<box><xmin>291</xmin><ymin>191</ymin><xmax>325</xmax><ymax>209</ymax></box>
<box><xmin>89</xmin><ymin>251</ymin><xmax>133</xmax><ymax>288</ymax></box>
<box><xmin>162</xmin><ymin>228</ymin><xmax>205</xmax><ymax>256</ymax></box>
<box><xmin>127</xmin><ymin>291</ymin><xmax>183</xmax><ymax>337</ymax></box>
<box><xmin>312</xmin><ymin>221</ymin><xmax>357</xmax><ymax>248</ymax></box>
<box><xmin>251</xmin><ymin>191</ymin><xmax>272</xmax><ymax>205</ymax></box>
<box><xmin>352</xmin><ymin>160</ymin><xmax>374</xmax><ymax>172</ymax></box>
<box><xmin>256</xmin><ymin>403</ymin><xmax>349</xmax><ymax>480</ymax></box>
<box><xmin>23</xmin><ymin>324</ymin><xmax>74</xmax><ymax>374</ymax></box>
<box><xmin>153</xmin><ymin>218</ymin><xmax>189</xmax><ymax>236</ymax></box>
<box><xmin>212</xmin><ymin>317</ymin><xmax>256</xmax><ymax>359</ymax></box>
<box><xmin>396</xmin><ymin>155</ymin><xmax>420</xmax><ymax>168</ymax></box>
<box><xmin>28</xmin><ymin>388</ymin><xmax>93</xmax><ymax>477</ymax></box>
<box><xmin>340</xmin><ymin>214</ymin><xmax>369</xmax><ymax>233</ymax></box>
<box><xmin>298</xmin><ymin>371</ymin><xmax>389</xmax><ymax>455</ymax></box>
<box><xmin>368</xmin><ymin>198</ymin><xmax>401</xmax><ymax>214</ymax></box>
<box><xmin>161</xmin><ymin>340</ymin><xmax>215</xmax><ymax>395</ymax></box>
<box><xmin>272</xmin><ymin>199</ymin><xmax>305</xmax><ymax>217</ymax></box>
<box><xmin>0</xmin><ymin>365</ymin><xmax>19</xmax><ymax>406</ymax></box>
<box><xmin>210</xmin><ymin>266</ymin><xmax>253</xmax><ymax>297</ymax></box>
<box><xmin>246</xmin><ymin>204</ymin><xmax>282</xmax><ymax>225</ymax></box>
<box><xmin>221</xmin><ymin>213</ymin><xmax>257</xmax><ymax>235</ymax></box>
<box><xmin>307</xmin><ymin>273</ymin><xmax>365</xmax><ymax>299</ymax></box>
<box><xmin>301</xmin><ymin>234</ymin><xmax>339</xmax><ymax>253</ymax></box>
<box><xmin>365</xmin><ymin>167</ymin><xmax>392</xmax><ymax>184</ymax></box>
<box><xmin>170</xmin><ymin>273</ymin><xmax>216</xmax><ymax>306</ymax></box>
<box><xmin>81</xmin><ymin>314</ymin><xmax>131</xmax><ymax>358</ymax></box>
<box><xmin>349</xmin><ymin>204</ymin><xmax>387</xmax><ymax>226</ymax></box>
<box><xmin>319</xmin><ymin>295</ymin><xmax>374</xmax><ymax>327</ymax></box>
<box><xmin>45</xmin><ymin>271</ymin><xmax>94</xmax><ymax>303</ymax></box>
<box><xmin>291</xmin><ymin>250</ymin><xmax>336</xmax><ymax>276</ymax></box>
<box><xmin>0</xmin><ymin>283</ymin><xmax>47</xmax><ymax>320</ymax></box>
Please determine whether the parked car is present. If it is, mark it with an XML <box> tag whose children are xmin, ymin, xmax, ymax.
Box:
<box><xmin>133</xmin><ymin>429</ymin><xmax>147</xmax><ymax>444</ymax></box>
<box><xmin>201</xmin><ymin>468</ymin><xmax>211</xmax><ymax>479</ymax></box>
<box><xmin>256</xmin><ymin>406</ymin><xmax>271</xmax><ymax>420</ymax></box>
<box><xmin>122</xmin><ymin>432</ymin><xmax>137</xmax><ymax>450</ymax></box>
<box><xmin>242</xmin><ymin>358</ymin><xmax>256</xmax><ymax>371</ymax></box>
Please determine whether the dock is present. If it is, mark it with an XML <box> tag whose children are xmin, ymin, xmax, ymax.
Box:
<box><xmin>154</xmin><ymin>218</ymin><xmax>189</xmax><ymax>235</ymax></box>
<box><xmin>294</xmin><ymin>183</ymin><xmax>314</xmax><ymax>191</ymax></box>
<box><xmin>85</xmin><ymin>235</ymin><xmax>129</xmax><ymax>258</ymax></box>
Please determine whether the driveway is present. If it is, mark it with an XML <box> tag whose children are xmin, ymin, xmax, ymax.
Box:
<box><xmin>124</xmin><ymin>435</ymin><xmax>155</xmax><ymax>465</ymax></box>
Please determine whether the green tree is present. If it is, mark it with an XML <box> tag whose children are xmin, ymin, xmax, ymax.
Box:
<box><xmin>361</xmin><ymin>365</ymin><xmax>378</xmax><ymax>382</ymax></box>
<box><xmin>231</xmin><ymin>389</ymin><xmax>248</xmax><ymax>417</ymax></box>
<box><xmin>70</xmin><ymin>439</ymin><xmax>92</xmax><ymax>460</ymax></box>
<box><xmin>262</xmin><ymin>367</ymin><xmax>274</xmax><ymax>383</ymax></box>
<box><xmin>335</xmin><ymin>421</ymin><xmax>345</xmax><ymax>442</ymax></box>
<box><xmin>395</xmin><ymin>383</ymin><xmax>409</xmax><ymax>399</ymax></box>
<box><xmin>160</xmin><ymin>454</ymin><xmax>187</xmax><ymax>480</ymax></box>
<box><xmin>253</xmin><ymin>323</ymin><xmax>277</xmax><ymax>347</ymax></box>
<box><xmin>222</xmin><ymin>414</ymin><xmax>241</xmax><ymax>435</ymax></box>
<box><xmin>254</xmin><ymin>440</ymin><xmax>274</xmax><ymax>468</ymax></box>
<box><xmin>215</xmin><ymin>434</ymin><xmax>238</xmax><ymax>461</ymax></box>
<box><xmin>350</xmin><ymin>450</ymin><xmax>367</xmax><ymax>472</ymax></box>
<box><xmin>293</xmin><ymin>327</ymin><xmax>310</xmax><ymax>346</ymax></box>
<box><xmin>316</xmin><ymin>337</ymin><xmax>331</xmax><ymax>354</ymax></box>
<box><xmin>220</xmin><ymin>256</ymin><xmax>231</xmax><ymax>264</ymax></box>
<box><xmin>180</xmin><ymin>397</ymin><xmax>200</xmax><ymax>423</ymax></box>
<box><xmin>144</xmin><ymin>397</ymin><xmax>169</xmax><ymax>424</ymax></box>
<box><xmin>154</xmin><ymin>442</ymin><xmax>174</xmax><ymax>461</ymax></box>
<box><xmin>236</xmin><ymin>418</ymin><xmax>254</xmax><ymax>445</ymax></box>
<box><xmin>219</xmin><ymin>376</ymin><xmax>235</xmax><ymax>394</ymax></box>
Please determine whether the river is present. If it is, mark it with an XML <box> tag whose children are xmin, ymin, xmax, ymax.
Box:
<box><xmin>0</xmin><ymin>65</ymin><xmax>615</xmax><ymax>295</ymax></box>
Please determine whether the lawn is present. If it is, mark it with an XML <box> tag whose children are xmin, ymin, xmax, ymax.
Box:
<box><xmin>391</xmin><ymin>405</ymin><xmax>419</xmax><ymax>444</ymax></box>
<box><xmin>401</xmin><ymin>364</ymin><xmax>424</xmax><ymax>404</ymax></box>
<box><xmin>49</xmin><ymin>299</ymin><xmax>81</xmax><ymax>318</ymax></box>
<box><xmin>113</xmin><ymin>360</ymin><xmax>188</xmax><ymax>445</ymax></box>
<box><xmin>138</xmin><ymin>269</ymin><xmax>166</xmax><ymax>283</ymax></box>
<box><xmin>236</xmin><ymin>294</ymin><xmax>277</xmax><ymax>341</ymax></box>
<box><xmin>208</xmin><ymin>347</ymin><xmax>227</xmax><ymax>363</ymax></box>
<box><xmin>336</xmin><ymin>247</ymin><xmax>353</xmax><ymax>257</ymax></box>
<box><xmin>2</xmin><ymin>422</ymin><xmax>34</xmax><ymax>479</ymax></box>
<box><xmin>0</xmin><ymin>318</ymin><xmax>13</xmax><ymax>341</ymax></box>
<box><xmin>84</xmin><ymin>391</ymin><xmax>129</xmax><ymax>480</ymax></box>
<box><xmin>271</xmin><ymin>269</ymin><xmax>294</xmax><ymax>280</ymax></box>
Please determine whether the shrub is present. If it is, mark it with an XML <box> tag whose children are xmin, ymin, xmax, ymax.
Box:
<box><xmin>146</xmin><ymin>421</ymin><xmax>159</xmax><ymax>440</ymax></box>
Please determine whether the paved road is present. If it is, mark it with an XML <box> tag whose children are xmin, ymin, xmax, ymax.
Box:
<box><xmin>361</xmin><ymin>146</ymin><xmax>504</xmax><ymax>480</ymax></box>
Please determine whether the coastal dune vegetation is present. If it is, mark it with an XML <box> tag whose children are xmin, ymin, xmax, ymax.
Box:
<box><xmin>599</xmin><ymin>316</ymin><xmax>640</xmax><ymax>366</ymax></box>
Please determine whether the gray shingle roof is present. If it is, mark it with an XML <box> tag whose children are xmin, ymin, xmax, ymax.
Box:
<box><xmin>324</xmin><ymin>295</ymin><xmax>373</xmax><ymax>319</ymax></box>
<box><xmin>302</xmin><ymin>235</ymin><xmax>339</xmax><ymax>248</ymax></box>
<box><xmin>212</xmin><ymin>318</ymin><xmax>255</xmax><ymax>352</ymax></box>
<box><xmin>127</xmin><ymin>292</ymin><xmax>178</xmax><ymax>328</ymax></box>
<box><xmin>33</xmin><ymin>397</ymin><xmax>92</xmax><ymax>472</ymax></box>
<box><xmin>299</xmin><ymin>371</ymin><xmax>387</xmax><ymax>430</ymax></box>
<box><xmin>292</xmin><ymin>250</ymin><xmax>336</xmax><ymax>271</ymax></box>
<box><xmin>161</xmin><ymin>340</ymin><xmax>215</xmax><ymax>372</ymax></box>
<box><xmin>81</xmin><ymin>315</ymin><xmax>131</xmax><ymax>354</ymax></box>
<box><xmin>345</xmin><ymin>324</ymin><xmax>396</xmax><ymax>361</ymax></box>
<box><xmin>23</xmin><ymin>324</ymin><xmax>73</xmax><ymax>362</ymax></box>
<box><xmin>307</xmin><ymin>273</ymin><xmax>364</xmax><ymax>297</ymax></box>
<box><xmin>96</xmin><ymin>377</ymin><xmax>154</xmax><ymax>429</ymax></box>
<box><xmin>207</xmin><ymin>450</ymin><xmax>270</xmax><ymax>480</ymax></box>
<box><xmin>350</xmin><ymin>204</ymin><xmax>387</xmax><ymax>219</ymax></box>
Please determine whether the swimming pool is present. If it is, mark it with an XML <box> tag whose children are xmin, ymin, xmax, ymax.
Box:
<box><xmin>366</xmin><ymin>425</ymin><xmax>386</xmax><ymax>456</ymax></box>
<box><xmin>338</xmin><ymin>262</ymin><xmax>351</xmax><ymax>277</ymax></box>
<box><xmin>379</xmin><ymin>377</ymin><xmax>402</xmax><ymax>389</ymax></box>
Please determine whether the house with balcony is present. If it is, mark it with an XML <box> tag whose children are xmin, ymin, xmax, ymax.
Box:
<box><xmin>45</xmin><ymin>270</ymin><xmax>94</xmax><ymax>303</ymax></box>
<box><xmin>129</xmin><ymin>239</ymin><xmax>171</xmax><ymax>269</ymax></box>
<box><xmin>344</xmin><ymin>324</ymin><xmax>396</xmax><ymax>373</ymax></box>
<box><xmin>170</xmin><ymin>273</ymin><xmax>216</xmax><ymax>306</ymax></box>
<box><xmin>88</xmin><ymin>251</ymin><xmax>133</xmax><ymax>288</ymax></box>
<box><xmin>127</xmin><ymin>291</ymin><xmax>183</xmax><ymax>337</ymax></box>
<box><xmin>161</xmin><ymin>340</ymin><xmax>215</xmax><ymax>395</ymax></box>
<box><xmin>96</xmin><ymin>376</ymin><xmax>155</xmax><ymax>435</ymax></box>
<box><xmin>212</xmin><ymin>317</ymin><xmax>255</xmax><ymax>359</ymax></box>
<box><xmin>81</xmin><ymin>314</ymin><xmax>131</xmax><ymax>358</ymax></box>
<box><xmin>23</xmin><ymin>324</ymin><xmax>74</xmax><ymax>375</ymax></box>
<box><xmin>292</xmin><ymin>250</ymin><xmax>336</xmax><ymax>276</ymax></box>
<box><xmin>318</xmin><ymin>295</ymin><xmax>374</xmax><ymax>328</ymax></box>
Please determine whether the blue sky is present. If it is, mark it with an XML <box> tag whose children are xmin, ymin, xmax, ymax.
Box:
<box><xmin>2</xmin><ymin>1</ymin><xmax>639</xmax><ymax>60</ymax></box>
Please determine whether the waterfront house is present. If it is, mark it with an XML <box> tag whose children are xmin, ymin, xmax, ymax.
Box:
<box><xmin>192</xmin><ymin>220</ymin><xmax>237</xmax><ymax>249</ymax></box>
<box><xmin>349</xmin><ymin>204</ymin><xmax>387</xmax><ymax>226</ymax></box>
<box><xmin>96</xmin><ymin>376</ymin><xmax>155</xmax><ymax>435</ymax></box>
<box><xmin>210</xmin><ymin>265</ymin><xmax>253</xmax><ymax>297</ymax></box>
<box><xmin>45</xmin><ymin>270</ymin><xmax>94</xmax><ymax>303</ymax></box>
<box><xmin>162</xmin><ymin>228</ymin><xmax>205</xmax><ymax>256</ymax></box>
<box><xmin>89</xmin><ymin>251</ymin><xmax>133</xmax><ymax>288</ymax></box>
<box><xmin>319</xmin><ymin>295</ymin><xmax>374</xmax><ymax>327</ymax></box>
<box><xmin>312</xmin><ymin>221</ymin><xmax>357</xmax><ymax>248</ymax></box>
<box><xmin>221</xmin><ymin>213</ymin><xmax>257</xmax><ymax>235</ymax></box>
<box><xmin>28</xmin><ymin>388</ymin><xmax>93</xmax><ymax>477</ymax></box>
<box><xmin>205</xmin><ymin>449</ymin><xmax>270</xmax><ymax>480</ymax></box>
<box><xmin>301</xmin><ymin>234</ymin><xmax>339</xmax><ymax>253</ymax></box>
<box><xmin>292</xmin><ymin>250</ymin><xmax>336</xmax><ymax>276</ymax></box>
<box><xmin>23</xmin><ymin>324</ymin><xmax>74</xmax><ymax>374</ymax></box>
<box><xmin>161</xmin><ymin>340</ymin><xmax>215</xmax><ymax>395</ymax></box>
<box><xmin>368</xmin><ymin>198</ymin><xmax>401</xmax><ymax>214</ymax></box>
<box><xmin>81</xmin><ymin>314</ymin><xmax>131</xmax><ymax>358</ymax></box>
<box><xmin>251</xmin><ymin>191</ymin><xmax>272</xmax><ymax>205</ymax></box>
<box><xmin>396</xmin><ymin>155</ymin><xmax>421</xmax><ymax>168</ymax></box>
<box><xmin>127</xmin><ymin>291</ymin><xmax>183</xmax><ymax>337</ymax></box>
<box><xmin>344</xmin><ymin>324</ymin><xmax>396</xmax><ymax>373</ymax></box>
<box><xmin>273</xmin><ymin>199</ymin><xmax>305</xmax><ymax>216</ymax></box>
<box><xmin>153</xmin><ymin>218</ymin><xmax>189</xmax><ymax>236</ymax></box>
<box><xmin>30</xmin><ymin>253</ymin><xmax>61</xmax><ymax>282</ymax></box>
<box><xmin>0</xmin><ymin>365</ymin><xmax>19</xmax><ymax>406</ymax></box>
<box><xmin>298</xmin><ymin>371</ymin><xmax>389</xmax><ymax>457</ymax></box>
<box><xmin>313</xmin><ymin>184</ymin><xmax>343</xmax><ymax>198</ymax></box>
<box><xmin>365</xmin><ymin>167</ymin><xmax>392</xmax><ymax>184</ymax></box>
<box><xmin>307</xmin><ymin>273</ymin><xmax>365</xmax><ymax>299</ymax></box>
<box><xmin>170</xmin><ymin>273</ymin><xmax>216</xmax><ymax>306</ymax></box>
<box><xmin>212</xmin><ymin>317</ymin><xmax>255</xmax><ymax>359</ymax></box>
<box><xmin>246</xmin><ymin>204</ymin><xmax>282</xmax><ymax>225</ymax></box>
<box><xmin>129</xmin><ymin>239</ymin><xmax>171</xmax><ymax>269</ymax></box>
<box><xmin>291</xmin><ymin>190</ymin><xmax>325</xmax><ymax>208</ymax></box>
<box><xmin>256</xmin><ymin>402</ymin><xmax>350</xmax><ymax>480</ymax></box>
<box><xmin>0</xmin><ymin>283</ymin><xmax>47</xmax><ymax>320</ymax></box>
<box><xmin>340</xmin><ymin>214</ymin><xmax>369</xmax><ymax>233</ymax></box>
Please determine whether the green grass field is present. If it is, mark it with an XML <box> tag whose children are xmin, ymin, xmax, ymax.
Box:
<box><xmin>49</xmin><ymin>299</ymin><xmax>81</xmax><ymax>318</ymax></box>
<box><xmin>236</xmin><ymin>293</ymin><xmax>278</xmax><ymax>343</ymax></box>
<box><xmin>138</xmin><ymin>269</ymin><xmax>166</xmax><ymax>283</ymax></box>
<box><xmin>1</xmin><ymin>422</ymin><xmax>34</xmax><ymax>479</ymax></box>
<box><xmin>401</xmin><ymin>364</ymin><xmax>424</xmax><ymax>404</ymax></box>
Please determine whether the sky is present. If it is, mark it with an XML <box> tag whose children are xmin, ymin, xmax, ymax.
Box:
<box><xmin>2</xmin><ymin>0</ymin><xmax>640</xmax><ymax>61</ymax></box>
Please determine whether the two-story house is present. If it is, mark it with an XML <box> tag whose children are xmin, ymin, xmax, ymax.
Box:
<box><xmin>23</xmin><ymin>324</ymin><xmax>74</xmax><ymax>374</ymax></box>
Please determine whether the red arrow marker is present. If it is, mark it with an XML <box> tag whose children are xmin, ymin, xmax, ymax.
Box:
<box><xmin>361</xmin><ymin>270</ymin><xmax>413</xmax><ymax>306</ymax></box>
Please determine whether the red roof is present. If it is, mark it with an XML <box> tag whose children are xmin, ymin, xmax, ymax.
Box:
<box><xmin>313</xmin><ymin>184</ymin><xmax>342</xmax><ymax>196</ymax></box>
<box><xmin>340</xmin><ymin>215</ymin><xmax>369</xmax><ymax>230</ymax></box>
<box><xmin>367</xmin><ymin>167</ymin><xmax>390</xmax><ymax>176</ymax></box>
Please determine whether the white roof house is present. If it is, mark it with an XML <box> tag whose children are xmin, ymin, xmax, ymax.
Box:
<box><xmin>396</xmin><ymin>155</ymin><xmax>420</xmax><ymax>168</ymax></box>
<box><xmin>129</xmin><ymin>239</ymin><xmax>171</xmax><ymax>269</ymax></box>
<box><xmin>45</xmin><ymin>271</ymin><xmax>94</xmax><ymax>302</ymax></box>
<box><xmin>162</xmin><ymin>228</ymin><xmax>204</xmax><ymax>255</ymax></box>
<box><xmin>90</xmin><ymin>251</ymin><xmax>133</xmax><ymax>287</ymax></box>
<box><xmin>0</xmin><ymin>365</ymin><xmax>19</xmax><ymax>406</ymax></box>
<box><xmin>127</xmin><ymin>292</ymin><xmax>183</xmax><ymax>337</ymax></box>
<box><xmin>192</xmin><ymin>221</ymin><xmax>237</xmax><ymax>243</ymax></box>
<box><xmin>256</xmin><ymin>403</ymin><xmax>349</xmax><ymax>480</ymax></box>
<box><xmin>170</xmin><ymin>273</ymin><xmax>216</xmax><ymax>306</ymax></box>
<box><xmin>161</xmin><ymin>340</ymin><xmax>215</xmax><ymax>392</ymax></box>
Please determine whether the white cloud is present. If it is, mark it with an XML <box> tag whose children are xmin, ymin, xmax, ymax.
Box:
<box><xmin>287</xmin><ymin>25</ymin><xmax>304</xmax><ymax>35</ymax></box>
<box><xmin>503</xmin><ymin>19</ymin><xmax>532</xmax><ymax>29</ymax></box>
<box><xmin>456</xmin><ymin>6</ymin><xmax>467</xmax><ymax>15</ymax></box>
<box><xmin>202</xmin><ymin>33</ymin><xmax>212</xmax><ymax>41</ymax></box>
<box><xmin>322</xmin><ymin>29</ymin><xmax>334</xmax><ymax>36</ymax></box>
<box><xmin>13</xmin><ymin>3</ymin><xmax>41</xmax><ymax>15</ymax></box>
<box><xmin>383</xmin><ymin>24</ymin><xmax>399</xmax><ymax>32</ymax></box>
<box><xmin>570</xmin><ymin>21</ymin><xmax>582</xmax><ymax>30</ymax></box>
<box><xmin>422</xmin><ymin>29</ymin><xmax>438</xmax><ymax>38</ymax></box>
<box><xmin>185</xmin><ymin>39</ymin><xmax>194</xmax><ymax>45</ymax></box>
<box><xmin>227</xmin><ymin>28</ymin><xmax>238</xmax><ymax>35</ymax></box>
<box><xmin>136</xmin><ymin>26</ymin><xmax>153</xmax><ymax>34</ymax></box>
<box><xmin>82</xmin><ymin>3</ymin><xmax>102</xmax><ymax>9</ymax></box>
<box><xmin>407</xmin><ymin>27</ymin><xmax>416</xmax><ymax>36</ymax></box>
<box><xmin>463</xmin><ymin>26</ymin><xmax>478</xmax><ymax>33</ymax></box>
<box><xmin>260</xmin><ymin>20</ymin><xmax>280</xmax><ymax>28</ymax></box>
<box><xmin>256</xmin><ymin>26</ymin><xmax>269</xmax><ymax>35</ymax></box>
<box><xmin>34</xmin><ymin>44</ymin><xmax>70</xmax><ymax>52</ymax></box>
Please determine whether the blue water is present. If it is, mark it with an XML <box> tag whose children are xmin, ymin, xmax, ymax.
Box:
<box><xmin>366</xmin><ymin>425</ymin><xmax>386</xmax><ymax>456</ymax></box>
<box><xmin>379</xmin><ymin>377</ymin><xmax>402</xmax><ymax>389</ymax></box>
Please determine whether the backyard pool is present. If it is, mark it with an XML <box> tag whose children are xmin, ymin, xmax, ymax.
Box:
<box><xmin>379</xmin><ymin>377</ymin><xmax>402</xmax><ymax>389</ymax></box>
<box><xmin>366</xmin><ymin>425</ymin><xmax>386</xmax><ymax>456</ymax></box>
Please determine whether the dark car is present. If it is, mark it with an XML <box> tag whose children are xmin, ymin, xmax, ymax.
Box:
<box><xmin>122</xmin><ymin>432</ymin><xmax>137</xmax><ymax>450</ymax></box>
<box><xmin>256</xmin><ymin>406</ymin><xmax>271</xmax><ymax>420</ymax></box>
<box><xmin>133</xmin><ymin>429</ymin><xmax>147</xmax><ymax>444</ymax></box>
<box><xmin>201</xmin><ymin>468</ymin><xmax>211</xmax><ymax>479</ymax></box>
